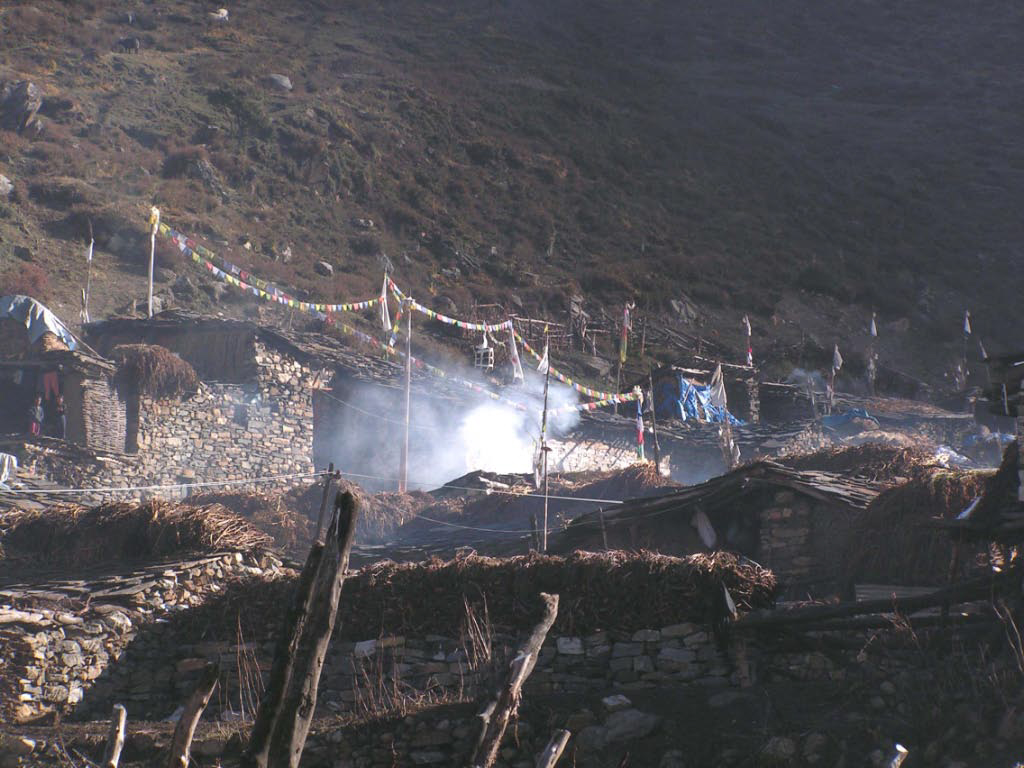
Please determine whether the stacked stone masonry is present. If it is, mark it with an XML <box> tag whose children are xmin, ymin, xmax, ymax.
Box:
<box><xmin>13</xmin><ymin>343</ymin><xmax>324</xmax><ymax>503</ymax></box>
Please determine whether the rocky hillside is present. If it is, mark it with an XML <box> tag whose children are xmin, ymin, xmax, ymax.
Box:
<box><xmin>1</xmin><ymin>0</ymin><xmax>1021</xmax><ymax>389</ymax></box>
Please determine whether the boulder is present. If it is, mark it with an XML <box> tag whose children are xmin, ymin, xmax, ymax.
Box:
<box><xmin>265</xmin><ymin>74</ymin><xmax>293</xmax><ymax>92</ymax></box>
<box><xmin>760</xmin><ymin>736</ymin><xmax>796</xmax><ymax>764</ymax></box>
<box><xmin>171</xmin><ymin>275</ymin><xmax>197</xmax><ymax>297</ymax></box>
<box><xmin>314</xmin><ymin>260</ymin><xmax>334</xmax><ymax>277</ymax></box>
<box><xmin>604</xmin><ymin>709</ymin><xmax>660</xmax><ymax>743</ymax></box>
<box><xmin>0</xmin><ymin>81</ymin><xmax>42</xmax><ymax>134</ymax></box>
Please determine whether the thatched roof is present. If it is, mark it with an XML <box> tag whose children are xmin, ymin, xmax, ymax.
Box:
<box><xmin>0</xmin><ymin>499</ymin><xmax>273</xmax><ymax>567</ymax></box>
<box><xmin>778</xmin><ymin>443</ymin><xmax>938</xmax><ymax>483</ymax></box>
<box><xmin>941</xmin><ymin>440</ymin><xmax>1024</xmax><ymax>542</ymax></box>
<box><xmin>111</xmin><ymin>343</ymin><xmax>199</xmax><ymax>398</ymax></box>
<box><xmin>842</xmin><ymin>467</ymin><xmax>994</xmax><ymax>587</ymax></box>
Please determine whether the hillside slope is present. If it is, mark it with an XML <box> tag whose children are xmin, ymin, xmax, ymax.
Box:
<box><xmin>1</xmin><ymin>0</ymin><xmax>1021</xmax><ymax>389</ymax></box>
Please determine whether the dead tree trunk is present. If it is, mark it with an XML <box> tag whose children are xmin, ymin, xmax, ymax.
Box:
<box><xmin>244</xmin><ymin>491</ymin><xmax>359</xmax><ymax>768</ymax></box>
<box><xmin>535</xmin><ymin>729</ymin><xmax>571</xmax><ymax>768</ymax></box>
<box><xmin>166</xmin><ymin>663</ymin><xmax>219</xmax><ymax>768</ymax></box>
<box><xmin>102</xmin><ymin>704</ymin><xmax>126</xmax><ymax>768</ymax></box>
<box><xmin>471</xmin><ymin>592</ymin><xmax>559</xmax><ymax>768</ymax></box>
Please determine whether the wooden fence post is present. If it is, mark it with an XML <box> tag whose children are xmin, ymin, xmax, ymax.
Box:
<box><xmin>535</xmin><ymin>729</ymin><xmax>571</xmax><ymax>768</ymax></box>
<box><xmin>470</xmin><ymin>593</ymin><xmax>559</xmax><ymax>768</ymax></box>
<box><xmin>244</xmin><ymin>491</ymin><xmax>359</xmax><ymax>768</ymax></box>
<box><xmin>166</xmin><ymin>663</ymin><xmax>219</xmax><ymax>768</ymax></box>
<box><xmin>102</xmin><ymin>704</ymin><xmax>127</xmax><ymax>768</ymax></box>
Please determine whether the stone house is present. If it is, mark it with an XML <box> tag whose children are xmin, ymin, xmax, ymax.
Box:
<box><xmin>551</xmin><ymin>461</ymin><xmax>882</xmax><ymax>598</ymax></box>
<box><xmin>82</xmin><ymin>311</ymin><xmax>468</xmax><ymax>493</ymax></box>
<box><xmin>0</xmin><ymin>295</ymin><xmax>125</xmax><ymax>451</ymax></box>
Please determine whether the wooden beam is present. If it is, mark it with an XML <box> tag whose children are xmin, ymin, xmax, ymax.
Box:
<box><xmin>535</xmin><ymin>729</ymin><xmax>571</xmax><ymax>768</ymax></box>
<box><xmin>734</xmin><ymin>570</ymin><xmax>1016</xmax><ymax>631</ymax></box>
<box><xmin>471</xmin><ymin>592</ymin><xmax>559</xmax><ymax>768</ymax></box>
<box><xmin>166</xmin><ymin>662</ymin><xmax>219</xmax><ymax>768</ymax></box>
<box><xmin>102</xmin><ymin>704</ymin><xmax>126</xmax><ymax>768</ymax></box>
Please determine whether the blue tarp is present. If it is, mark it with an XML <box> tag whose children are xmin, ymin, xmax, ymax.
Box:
<box><xmin>822</xmin><ymin>408</ymin><xmax>878</xmax><ymax>430</ymax></box>
<box><xmin>963</xmin><ymin>432</ymin><xmax>1015</xmax><ymax>448</ymax></box>
<box><xmin>0</xmin><ymin>294</ymin><xmax>78</xmax><ymax>351</ymax></box>
<box><xmin>653</xmin><ymin>372</ymin><xmax>743</xmax><ymax>425</ymax></box>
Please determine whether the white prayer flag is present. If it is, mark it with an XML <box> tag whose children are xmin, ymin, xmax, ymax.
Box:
<box><xmin>537</xmin><ymin>340</ymin><xmax>549</xmax><ymax>374</ymax></box>
<box><xmin>380</xmin><ymin>274</ymin><xmax>391</xmax><ymax>330</ymax></box>
<box><xmin>963</xmin><ymin>310</ymin><xmax>971</xmax><ymax>335</ymax></box>
<box><xmin>978</xmin><ymin>338</ymin><xmax>987</xmax><ymax>360</ymax></box>
<box><xmin>709</xmin><ymin>363</ymin><xmax>728</xmax><ymax>410</ymax></box>
<box><xmin>86</xmin><ymin>239</ymin><xmax>94</xmax><ymax>263</ymax></box>
<box><xmin>870</xmin><ymin>312</ymin><xmax>877</xmax><ymax>337</ymax></box>
<box><xmin>832</xmin><ymin>344</ymin><xmax>843</xmax><ymax>372</ymax></box>
<box><xmin>509</xmin><ymin>326</ymin><xmax>524</xmax><ymax>382</ymax></box>
<box><xmin>742</xmin><ymin>314</ymin><xmax>751</xmax><ymax>336</ymax></box>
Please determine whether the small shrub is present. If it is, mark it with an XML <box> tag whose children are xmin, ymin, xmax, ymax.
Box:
<box><xmin>0</xmin><ymin>263</ymin><xmax>49</xmax><ymax>302</ymax></box>
<box><xmin>162</xmin><ymin>145</ymin><xmax>210</xmax><ymax>178</ymax></box>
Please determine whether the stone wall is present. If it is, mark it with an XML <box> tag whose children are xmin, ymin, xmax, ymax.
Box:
<box><xmin>756</xmin><ymin>489</ymin><xmax>859</xmax><ymax>596</ymax></box>
<box><xmin>0</xmin><ymin>556</ymin><xmax>742</xmax><ymax>727</ymax></box>
<box><xmin>547</xmin><ymin>436</ymin><xmax>671</xmax><ymax>476</ymax></box>
<box><xmin>10</xmin><ymin>342</ymin><xmax>326</xmax><ymax>503</ymax></box>
<box><xmin>0</xmin><ymin>553</ymin><xmax>276</xmax><ymax>724</ymax></box>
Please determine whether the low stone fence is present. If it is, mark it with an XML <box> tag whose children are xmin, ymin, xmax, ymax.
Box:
<box><xmin>0</xmin><ymin>553</ymin><xmax>278</xmax><ymax>724</ymax></box>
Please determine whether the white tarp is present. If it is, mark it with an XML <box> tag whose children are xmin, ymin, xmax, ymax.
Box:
<box><xmin>0</xmin><ymin>294</ymin><xmax>78</xmax><ymax>351</ymax></box>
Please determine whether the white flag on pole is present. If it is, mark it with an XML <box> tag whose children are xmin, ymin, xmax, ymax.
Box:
<box><xmin>978</xmin><ymin>338</ymin><xmax>987</xmax><ymax>360</ymax></box>
<box><xmin>509</xmin><ymin>326</ymin><xmax>524</xmax><ymax>382</ymax></box>
<box><xmin>380</xmin><ymin>274</ymin><xmax>391</xmax><ymax>330</ymax></box>
<box><xmin>86</xmin><ymin>239</ymin><xmax>94</xmax><ymax>263</ymax></box>
<box><xmin>832</xmin><ymin>344</ymin><xmax>843</xmax><ymax>372</ymax></box>
<box><xmin>963</xmin><ymin>310</ymin><xmax>971</xmax><ymax>335</ymax></box>
<box><xmin>709</xmin><ymin>363</ymin><xmax>728</xmax><ymax>410</ymax></box>
<box><xmin>537</xmin><ymin>340</ymin><xmax>549</xmax><ymax>374</ymax></box>
<box><xmin>870</xmin><ymin>312</ymin><xmax>877</xmax><ymax>337</ymax></box>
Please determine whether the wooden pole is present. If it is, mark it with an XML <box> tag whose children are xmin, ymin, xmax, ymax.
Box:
<box><xmin>648</xmin><ymin>372</ymin><xmax>661</xmax><ymax>473</ymax></box>
<box><xmin>83</xmin><ymin>222</ymin><xmax>94</xmax><ymax>324</ymax></box>
<box><xmin>540</xmin><ymin>359</ymin><xmax>552</xmax><ymax>553</ymax></box>
<box><xmin>471</xmin><ymin>593</ymin><xmax>560</xmax><ymax>768</ymax></box>
<box><xmin>266</xmin><ymin>492</ymin><xmax>359</xmax><ymax>768</ymax></box>
<box><xmin>313</xmin><ymin>462</ymin><xmax>334</xmax><ymax>543</ymax></box>
<box><xmin>102</xmin><ymin>704</ymin><xmax>127</xmax><ymax>768</ymax></box>
<box><xmin>244</xmin><ymin>493</ymin><xmax>359</xmax><ymax>768</ymax></box>
<box><xmin>399</xmin><ymin>300</ymin><xmax>412</xmax><ymax>492</ymax></box>
<box><xmin>166</xmin><ymin>662</ymin><xmax>219</xmax><ymax>768</ymax></box>
<box><xmin>148</xmin><ymin>207</ymin><xmax>159</xmax><ymax>319</ymax></box>
<box><xmin>535</xmin><ymin>730</ymin><xmax>571</xmax><ymax>768</ymax></box>
<box><xmin>733</xmin><ymin>569</ymin><xmax>1016</xmax><ymax>631</ymax></box>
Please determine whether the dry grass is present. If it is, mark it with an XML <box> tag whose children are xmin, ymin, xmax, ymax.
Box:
<box><xmin>110</xmin><ymin>343</ymin><xmax>199</xmax><ymax>398</ymax></box>
<box><xmin>342</xmin><ymin>550</ymin><xmax>777</xmax><ymax>637</ymax></box>
<box><xmin>779</xmin><ymin>443</ymin><xmax>938</xmax><ymax>483</ymax></box>
<box><xmin>842</xmin><ymin>468</ymin><xmax>994</xmax><ymax>587</ymax></box>
<box><xmin>0</xmin><ymin>499</ymin><xmax>273</xmax><ymax>566</ymax></box>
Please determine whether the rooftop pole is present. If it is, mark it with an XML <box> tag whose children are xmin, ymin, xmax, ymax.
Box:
<box><xmin>399</xmin><ymin>299</ymin><xmax>411</xmax><ymax>493</ymax></box>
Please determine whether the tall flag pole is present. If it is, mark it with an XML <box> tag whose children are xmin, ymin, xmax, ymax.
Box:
<box><xmin>398</xmin><ymin>298</ymin><xmax>412</xmax><ymax>492</ymax></box>
<box><xmin>615</xmin><ymin>301</ymin><xmax>633</xmax><ymax>415</ymax></box>
<box><xmin>82</xmin><ymin>226</ymin><xmax>94</xmax><ymax>324</ymax></box>
<box><xmin>828</xmin><ymin>344</ymin><xmax>843</xmax><ymax>414</ymax></box>
<box><xmin>960</xmin><ymin>309</ymin><xmax>971</xmax><ymax>390</ymax></box>
<box><xmin>867</xmin><ymin>311</ymin><xmax>878</xmax><ymax>395</ymax></box>
<box><xmin>635</xmin><ymin>387</ymin><xmax>645</xmax><ymax>461</ymax></box>
<box><xmin>380</xmin><ymin>273</ymin><xmax>391</xmax><ymax>331</ymax></box>
<box><xmin>147</xmin><ymin>207</ymin><xmax>160</xmax><ymax>318</ymax></box>
<box><xmin>710</xmin><ymin>363</ymin><xmax>738</xmax><ymax>468</ymax></box>
<box><xmin>742</xmin><ymin>314</ymin><xmax>753</xmax><ymax>367</ymax></box>
<box><xmin>539</xmin><ymin>333</ymin><xmax>552</xmax><ymax>553</ymax></box>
